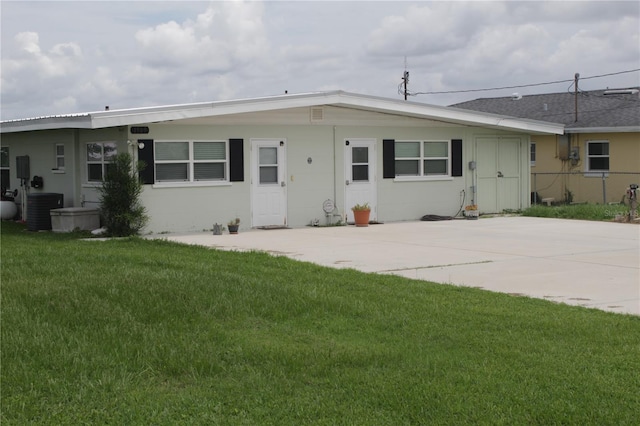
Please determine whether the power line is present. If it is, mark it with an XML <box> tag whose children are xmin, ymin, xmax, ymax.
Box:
<box><xmin>402</xmin><ymin>68</ymin><xmax>640</xmax><ymax>97</ymax></box>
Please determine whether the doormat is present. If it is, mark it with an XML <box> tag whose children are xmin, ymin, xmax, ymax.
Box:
<box><xmin>257</xmin><ymin>225</ymin><xmax>290</xmax><ymax>230</ymax></box>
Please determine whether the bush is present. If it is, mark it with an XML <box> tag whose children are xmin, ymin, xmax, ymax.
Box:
<box><xmin>98</xmin><ymin>153</ymin><xmax>148</xmax><ymax>236</ymax></box>
<box><xmin>522</xmin><ymin>203</ymin><xmax>631</xmax><ymax>221</ymax></box>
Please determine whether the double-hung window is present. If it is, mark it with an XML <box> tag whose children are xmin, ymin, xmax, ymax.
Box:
<box><xmin>530</xmin><ymin>142</ymin><xmax>536</xmax><ymax>166</ymax></box>
<box><xmin>155</xmin><ymin>141</ymin><xmax>227</xmax><ymax>183</ymax></box>
<box><xmin>395</xmin><ymin>140</ymin><xmax>450</xmax><ymax>177</ymax></box>
<box><xmin>586</xmin><ymin>140</ymin><xmax>609</xmax><ymax>172</ymax></box>
<box><xmin>54</xmin><ymin>144</ymin><xmax>65</xmax><ymax>172</ymax></box>
<box><xmin>87</xmin><ymin>142</ymin><xmax>117</xmax><ymax>182</ymax></box>
<box><xmin>1</xmin><ymin>146</ymin><xmax>9</xmax><ymax>189</ymax></box>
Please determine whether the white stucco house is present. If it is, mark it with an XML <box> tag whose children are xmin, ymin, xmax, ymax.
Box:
<box><xmin>0</xmin><ymin>91</ymin><xmax>563</xmax><ymax>233</ymax></box>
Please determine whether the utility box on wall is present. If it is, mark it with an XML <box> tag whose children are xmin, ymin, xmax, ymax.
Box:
<box><xmin>16</xmin><ymin>155</ymin><xmax>30</xmax><ymax>179</ymax></box>
<box><xmin>558</xmin><ymin>135</ymin><xmax>570</xmax><ymax>160</ymax></box>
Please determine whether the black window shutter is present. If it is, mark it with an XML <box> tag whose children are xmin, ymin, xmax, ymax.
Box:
<box><xmin>451</xmin><ymin>139</ymin><xmax>463</xmax><ymax>177</ymax></box>
<box><xmin>229</xmin><ymin>138</ymin><xmax>244</xmax><ymax>182</ymax></box>
<box><xmin>383</xmin><ymin>139</ymin><xmax>395</xmax><ymax>179</ymax></box>
<box><xmin>137</xmin><ymin>139</ymin><xmax>154</xmax><ymax>184</ymax></box>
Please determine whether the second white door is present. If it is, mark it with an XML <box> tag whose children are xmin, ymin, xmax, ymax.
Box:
<box><xmin>344</xmin><ymin>138</ymin><xmax>377</xmax><ymax>223</ymax></box>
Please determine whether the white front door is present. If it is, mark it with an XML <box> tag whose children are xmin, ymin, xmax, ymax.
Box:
<box><xmin>344</xmin><ymin>139</ymin><xmax>377</xmax><ymax>223</ymax></box>
<box><xmin>476</xmin><ymin>137</ymin><xmax>521</xmax><ymax>213</ymax></box>
<box><xmin>251</xmin><ymin>139</ymin><xmax>287</xmax><ymax>227</ymax></box>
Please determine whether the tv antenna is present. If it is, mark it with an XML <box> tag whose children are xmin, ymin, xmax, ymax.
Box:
<box><xmin>401</xmin><ymin>57</ymin><xmax>409</xmax><ymax>100</ymax></box>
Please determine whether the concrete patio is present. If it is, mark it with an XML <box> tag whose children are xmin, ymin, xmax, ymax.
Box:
<box><xmin>148</xmin><ymin>216</ymin><xmax>640</xmax><ymax>316</ymax></box>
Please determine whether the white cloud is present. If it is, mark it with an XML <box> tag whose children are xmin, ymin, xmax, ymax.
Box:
<box><xmin>364</xmin><ymin>1</ymin><xmax>640</xmax><ymax>102</ymax></box>
<box><xmin>366</xmin><ymin>4</ymin><xmax>476</xmax><ymax>56</ymax></box>
<box><xmin>9</xmin><ymin>31</ymin><xmax>82</xmax><ymax>78</ymax></box>
<box><xmin>134</xmin><ymin>2</ymin><xmax>270</xmax><ymax>73</ymax></box>
<box><xmin>15</xmin><ymin>32</ymin><xmax>41</xmax><ymax>56</ymax></box>
<box><xmin>0</xmin><ymin>31</ymin><xmax>85</xmax><ymax>117</ymax></box>
<box><xmin>1</xmin><ymin>1</ymin><xmax>638</xmax><ymax>120</ymax></box>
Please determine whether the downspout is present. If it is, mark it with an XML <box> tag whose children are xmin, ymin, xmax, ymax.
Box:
<box><xmin>333</xmin><ymin>125</ymin><xmax>337</xmax><ymax>207</ymax></box>
<box><xmin>73</xmin><ymin>129</ymin><xmax>82</xmax><ymax>207</ymax></box>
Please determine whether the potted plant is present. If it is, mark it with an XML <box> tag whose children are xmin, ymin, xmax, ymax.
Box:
<box><xmin>227</xmin><ymin>217</ymin><xmax>240</xmax><ymax>234</ymax></box>
<box><xmin>464</xmin><ymin>204</ymin><xmax>479</xmax><ymax>220</ymax></box>
<box><xmin>351</xmin><ymin>203</ymin><xmax>371</xmax><ymax>227</ymax></box>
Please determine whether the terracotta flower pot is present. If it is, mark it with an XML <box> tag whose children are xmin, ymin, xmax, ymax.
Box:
<box><xmin>353</xmin><ymin>209</ymin><xmax>370</xmax><ymax>227</ymax></box>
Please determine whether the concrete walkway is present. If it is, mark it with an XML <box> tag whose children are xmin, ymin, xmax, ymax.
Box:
<box><xmin>148</xmin><ymin>217</ymin><xmax>640</xmax><ymax>316</ymax></box>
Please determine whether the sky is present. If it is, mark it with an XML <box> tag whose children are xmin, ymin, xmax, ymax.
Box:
<box><xmin>1</xmin><ymin>0</ymin><xmax>639</xmax><ymax>120</ymax></box>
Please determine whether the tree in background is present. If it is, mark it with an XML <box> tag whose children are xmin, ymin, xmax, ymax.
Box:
<box><xmin>98</xmin><ymin>153</ymin><xmax>148</xmax><ymax>236</ymax></box>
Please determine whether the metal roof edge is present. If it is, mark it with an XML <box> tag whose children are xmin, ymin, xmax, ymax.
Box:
<box><xmin>565</xmin><ymin>126</ymin><xmax>640</xmax><ymax>134</ymax></box>
<box><xmin>1</xmin><ymin>90</ymin><xmax>564</xmax><ymax>135</ymax></box>
<box><xmin>336</xmin><ymin>95</ymin><xmax>564</xmax><ymax>134</ymax></box>
<box><xmin>0</xmin><ymin>115</ymin><xmax>92</xmax><ymax>133</ymax></box>
<box><xmin>0</xmin><ymin>91</ymin><xmax>335</xmax><ymax>132</ymax></box>
<box><xmin>87</xmin><ymin>91</ymin><xmax>345</xmax><ymax>128</ymax></box>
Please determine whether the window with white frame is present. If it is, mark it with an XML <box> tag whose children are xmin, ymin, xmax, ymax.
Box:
<box><xmin>395</xmin><ymin>140</ymin><xmax>449</xmax><ymax>177</ymax></box>
<box><xmin>530</xmin><ymin>142</ymin><xmax>536</xmax><ymax>166</ymax></box>
<box><xmin>1</xmin><ymin>146</ymin><xmax>9</xmax><ymax>189</ymax></box>
<box><xmin>586</xmin><ymin>140</ymin><xmax>609</xmax><ymax>172</ymax></box>
<box><xmin>155</xmin><ymin>140</ymin><xmax>227</xmax><ymax>183</ymax></box>
<box><xmin>86</xmin><ymin>142</ymin><xmax>117</xmax><ymax>182</ymax></box>
<box><xmin>55</xmin><ymin>144</ymin><xmax>65</xmax><ymax>170</ymax></box>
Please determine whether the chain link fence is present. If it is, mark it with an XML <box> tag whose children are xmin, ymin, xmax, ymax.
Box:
<box><xmin>532</xmin><ymin>171</ymin><xmax>640</xmax><ymax>205</ymax></box>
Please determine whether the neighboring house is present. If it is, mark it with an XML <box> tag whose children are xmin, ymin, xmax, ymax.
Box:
<box><xmin>0</xmin><ymin>91</ymin><xmax>562</xmax><ymax>233</ymax></box>
<box><xmin>453</xmin><ymin>88</ymin><xmax>640</xmax><ymax>204</ymax></box>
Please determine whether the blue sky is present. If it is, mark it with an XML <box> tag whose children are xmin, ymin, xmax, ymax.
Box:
<box><xmin>1</xmin><ymin>0</ymin><xmax>639</xmax><ymax>120</ymax></box>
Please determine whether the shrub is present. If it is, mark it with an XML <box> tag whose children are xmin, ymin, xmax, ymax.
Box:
<box><xmin>98</xmin><ymin>153</ymin><xmax>148</xmax><ymax>236</ymax></box>
<box><xmin>351</xmin><ymin>203</ymin><xmax>370</xmax><ymax>211</ymax></box>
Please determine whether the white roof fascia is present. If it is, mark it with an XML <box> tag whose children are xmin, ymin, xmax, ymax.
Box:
<box><xmin>0</xmin><ymin>93</ymin><xmax>328</xmax><ymax>133</ymax></box>
<box><xmin>1</xmin><ymin>114</ymin><xmax>92</xmax><ymax>133</ymax></box>
<box><xmin>328</xmin><ymin>92</ymin><xmax>564</xmax><ymax>135</ymax></box>
<box><xmin>89</xmin><ymin>91</ymin><xmax>337</xmax><ymax>128</ymax></box>
<box><xmin>1</xmin><ymin>90</ymin><xmax>564</xmax><ymax>135</ymax></box>
<box><xmin>565</xmin><ymin>126</ymin><xmax>640</xmax><ymax>134</ymax></box>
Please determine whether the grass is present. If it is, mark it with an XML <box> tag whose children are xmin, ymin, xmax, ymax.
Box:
<box><xmin>522</xmin><ymin>203</ymin><xmax>635</xmax><ymax>221</ymax></box>
<box><xmin>2</xmin><ymin>221</ymin><xmax>639</xmax><ymax>424</ymax></box>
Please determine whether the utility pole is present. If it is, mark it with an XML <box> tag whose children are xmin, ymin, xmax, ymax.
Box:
<box><xmin>574</xmin><ymin>72</ymin><xmax>579</xmax><ymax>122</ymax></box>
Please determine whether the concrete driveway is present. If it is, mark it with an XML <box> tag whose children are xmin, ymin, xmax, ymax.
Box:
<box><xmin>149</xmin><ymin>217</ymin><xmax>640</xmax><ymax>316</ymax></box>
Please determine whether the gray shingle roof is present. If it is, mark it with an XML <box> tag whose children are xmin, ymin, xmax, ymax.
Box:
<box><xmin>451</xmin><ymin>88</ymin><xmax>640</xmax><ymax>131</ymax></box>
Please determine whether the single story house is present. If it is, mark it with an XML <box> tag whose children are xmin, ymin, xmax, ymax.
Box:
<box><xmin>453</xmin><ymin>88</ymin><xmax>640</xmax><ymax>204</ymax></box>
<box><xmin>0</xmin><ymin>91</ymin><xmax>563</xmax><ymax>233</ymax></box>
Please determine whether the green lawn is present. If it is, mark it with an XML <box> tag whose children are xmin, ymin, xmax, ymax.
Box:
<box><xmin>2</xmin><ymin>221</ymin><xmax>639</xmax><ymax>425</ymax></box>
<box><xmin>523</xmin><ymin>203</ymin><xmax>635</xmax><ymax>221</ymax></box>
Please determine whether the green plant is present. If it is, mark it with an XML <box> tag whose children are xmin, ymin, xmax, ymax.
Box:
<box><xmin>523</xmin><ymin>203</ymin><xmax>633</xmax><ymax>221</ymax></box>
<box><xmin>227</xmin><ymin>217</ymin><xmax>240</xmax><ymax>226</ymax></box>
<box><xmin>97</xmin><ymin>152</ymin><xmax>148</xmax><ymax>237</ymax></box>
<box><xmin>351</xmin><ymin>203</ymin><xmax>370</xmax><ymax>211</ymax></box>
<box><xmin>564</xmin><ymin>188</ymin><xmax>574</xmax><ymax>204</ymax></box>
